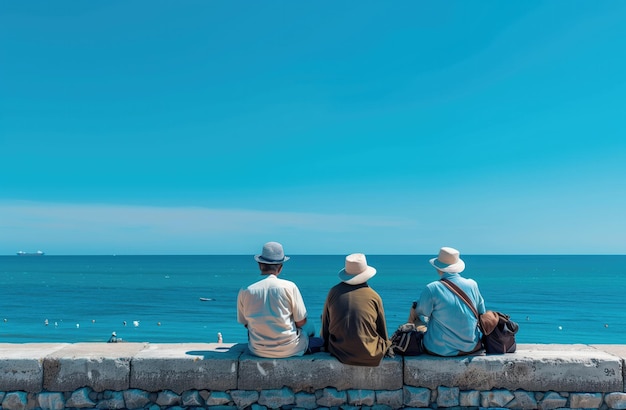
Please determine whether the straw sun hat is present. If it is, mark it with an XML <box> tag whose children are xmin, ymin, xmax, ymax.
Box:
<box><xmin>338</xmin><ymin>253</ymin><xmax>377</xmax><ymax>285</ymax></box>
<box><xmin>429</xmin><ymin>247</ymin><xmax>465</xmax><ymax>273</ymax></box>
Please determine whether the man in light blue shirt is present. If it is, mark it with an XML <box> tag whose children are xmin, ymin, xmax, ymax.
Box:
<box><xmin>409</xmin><ymin>247</ymin><xmax>485</xmax><ymax>356</ymax></box>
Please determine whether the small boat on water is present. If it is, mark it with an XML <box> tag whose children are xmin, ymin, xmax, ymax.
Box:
<box><xmin>199</xmin><ymin>297</ymin><xmax>215</xmax><ymax>302</ymax></box>
<box><xmin>17</xmin><ymin>251</ymin><xmax>45</xmax><ymax>256</ymax></box>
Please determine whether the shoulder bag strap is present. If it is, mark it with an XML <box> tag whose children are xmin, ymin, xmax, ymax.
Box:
<box><xmin>440</xmin><ymin>278</ymin><xmax>479</xmax><ymax>319</ymax></box>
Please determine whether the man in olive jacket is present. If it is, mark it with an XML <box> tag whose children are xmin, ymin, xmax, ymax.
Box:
<box><xmin>321</xmin><ymin>253</ymin><xmax>390</xmax><ymax>366</ymax></box>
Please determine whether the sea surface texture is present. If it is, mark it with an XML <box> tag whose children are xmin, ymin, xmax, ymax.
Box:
<box><xmin>0</xmin><ymin>255</ymin><xmax>623</xmax><ymax>344</ymax></box>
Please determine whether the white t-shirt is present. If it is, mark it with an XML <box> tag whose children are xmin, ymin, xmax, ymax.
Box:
<box><xmin>237</xmin><ymin>274</ymin><xmax>309</xmax><ymax>358</ymax></box>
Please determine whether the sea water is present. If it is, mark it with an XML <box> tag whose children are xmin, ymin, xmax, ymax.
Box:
<box><xmin>0</xmin><ymin>255</ymin><xmax>624</xmax><ymax>345</ymax></box>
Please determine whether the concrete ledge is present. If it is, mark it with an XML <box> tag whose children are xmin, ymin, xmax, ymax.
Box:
<box><xmin>405</xmin><ymin>344</ymin><xmax>623</xmax><ymax>392</ymax></box>
<box><xmin>130</xmin><ymin>343</ymin><xmax>244</xmax><ymax>393</ymax></box>
<box><xmin>592</xmin><ymin>344</ymin><xmax>626</xmax><ymax>392</ymax></box>
<box><xmin>0</xmin><ymin>343</ymin><xmax>68</xmax><ymax>392</ymax></box>
<box><xmin>238</xmin><ymin>350</ymin><xmax>403</xmax><ymax>392</ymax></box>
<box><xmin>1</xmin><ymin>342</ymin><xmax>625</xmax><ymax>401</ymax></box>
<box><xmin>43</xmin><ymin>342</ymin><xmax>148</xmax><ymax>393</ymax></box>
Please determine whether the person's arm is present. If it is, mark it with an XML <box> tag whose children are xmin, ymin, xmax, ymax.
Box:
<box><xmin>320</xmin><ymin>293</ymin><xmax>331</xmax><ymax>349</ymax></box>
<box><xmin>236</xmin><ymin>290</ymin><xmax>248</xmax><ymax>327</ymax></box>
<box><xmin>290</xmin><ymin>285</ymin><xmax>308</xmax><ymax>327</ymax></box>
<box><xmin>475</xmin><ymin>287</ymin><xmax>486</xmax><ymax>315</ymax></box>
<box><xmin>376</xmin><ymin>298</ymin><xmax>389</xmax><ymax>340</ymax></box>
<box><xmin>416</xmin><ymin>285</ymin><xmax>434</xmax><ymax>318</ymax></box>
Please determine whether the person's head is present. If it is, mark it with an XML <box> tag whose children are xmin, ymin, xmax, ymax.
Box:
<box><xmin>429</xmin><ymin>247</ymin><xmax>465</xmax><ymax>274</ymax></box>
<box><xmin>338</xmin><ymin>253</ymin><xmax>377</xmax><ymax>285</ymax></box>
<box><xmin>254</xmin><ymin>242</ymin><xmax>289</xmax><ymax>275</ymax></box>
<box><xmin>258</xmin><ymin>262</ymin><xmax>283</xmax><ymax>275</ymax></box>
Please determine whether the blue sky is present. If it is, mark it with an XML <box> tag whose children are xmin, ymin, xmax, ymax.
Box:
<box><xmin>1</xmin><ymin>1</ymin><xmax>625</xmax><ymax>255</ymax></box>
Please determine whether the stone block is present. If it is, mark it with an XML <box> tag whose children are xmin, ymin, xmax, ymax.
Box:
<box><xmin>230</xmin><ymin>390</ymin><xmax>258</xmax><ymax>409</ymax></box>
<box><xmin>238</xmin><ymin>351</ymin><xmax>402</xmax><ymax>392</ymax></box>
<box><xmin>592</xmin><ymin>345</ymin><xmax>626</xmax><ymax>392</ymax></box>
<box><xmin>404</xmin><ymin>344</ymin><xmax>622</xmax><ymax>392</ymax></box>
<box><xmin>37</xmin><ymin>392</ymin><xmax>65</xmax><ymax>410</ymax></box>
<box><xmin>315</xmin><ymin>387</ymin><xmax>347</xmax><ymax>407</ymax></box>
<box><xmin>403</xmin><ymin>386</ymin><xmax>430</xmax><ymax>408</ymax></box>
<box><xmin>0</xmin><ymin>343</ymin><xmax>67</xmax><ymax>392</ymax></box>
<box><xmin>66</xmin><ymin>387</ymin><xmax>96</xmax><ymax>408</ymax></box>
<box><xmin>508</xmin><ymin>390</ymin><xmax>537</xmax><ymax>409</ymax></box>
<box><xmin>570</xmin><ymin>392</ymin><xmax>603</xmax><ymax>408</ymax></box>
<box><xmin>459</xmin><ymin>390</ymin><xmax>480</xmax><ymax>407</ymax></box>
<box><xmin>375</xmin><ymin>389</ymin><xmax>403</xmax><ymax>408</ymax></box>
<box><xmin>123</xmin><ymin>389</ymin><xmax>151</xmax><ymax>409</ymax></box>
<box><xmin>205</xmin><ymin>391</ymin><xmax>231</xmax><ymax>406</ymax></box>
<box><xmin>257</xmin><ymin>387</ymin><xmax>295</xmax><ymax>408</ymax></box>
<box><xmin>156</xmin><ymin>390</ymin><xmax>180</xmax><ymax>406</ymax></box>
<box><xmin>25</xmin><ymin>393</ymin><xmax>37</xmax><ymax>410</ymax></box>
<box><xmin>605</xmin><ymin>392</ymin><xmax>626</xmax><ymax>409</ymax></box>
<box><xmin>130</xmin><ymin>343</ymin><xmax>243</xmax><ymax>393</ymax></box>
<box><xmin>181</xmin><ymin>390</ymin><xmax>203</xmax><ymax>407</ymax></box>
<box><xmin>43</xmin><ymin>342</ymin><xmax>146</xmax><ymax>392</ymax></box>
<box><xmin>540</xmin><ymin>391</ymin><xmax>567</xmax><ymax>409</ymax></box>
<box><xmin>437</xmin><ymin>386</ymin><xmax>459</xmax><ymax>407</ymax></box>
<box><xmin>294</xmin><ymin>391</ymin><xmax>317</xmax><ymax>409</ymax></box>
<box><xmin>346</xmin><ymin>389</ymin><xmax>375</xmax><ymax>406</ymax></box>
<box><xmin>2</xmin><ymin>391</ymin><xmax>28</xmax><ymax>410</ymax></box>
<box><xmin>480</xmin><ymin>389</ymin><xmax>514</xmax><ymax>407</ymax></box>
<box><xmin>96</xmin><ymin>391</ymin><xmax>124</xmax><ymax>409</ymax></box>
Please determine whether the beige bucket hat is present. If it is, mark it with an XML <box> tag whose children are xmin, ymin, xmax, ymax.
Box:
<box><xmin>429</xmin><ymin>247</ymin><xmax>465</xmax><ymax>273</ymax></box>
<box><xmin>338</xmin><ymin>253</ymin><xmax>377</xmax><ymax>285</ymax></box>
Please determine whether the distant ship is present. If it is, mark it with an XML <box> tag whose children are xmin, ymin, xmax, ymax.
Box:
<box><xmin>17</xmin><ymin>251</ymin><xmax>45</xmax><ymax>256</ymax></box>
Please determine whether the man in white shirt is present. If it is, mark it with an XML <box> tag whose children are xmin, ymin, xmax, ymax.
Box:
<box><xmin>237</xmin><ymin>242</ymin><xmax>312</xmax><ymax>358</ymax></box>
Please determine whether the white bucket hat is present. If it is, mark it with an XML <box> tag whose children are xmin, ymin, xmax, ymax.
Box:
<box><xmin>338</xmin><ymin>253</ymin><xmax>377</xmax><ymax>285</ymax></box>
<box><xmin>254</xmin><ymin>242</ymin><xmax>290</xmax><ymax>264</ymax></box>
<box><xmin>429</xmin><ymin>247</ymin><xmax>465</xmax><ymax>273</ymax></box>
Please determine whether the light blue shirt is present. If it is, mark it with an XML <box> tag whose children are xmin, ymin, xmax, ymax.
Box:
<box><xmin>417</xmin><ymin>272</ymin><xmax>485</xmax><ymax>356</ymax></box>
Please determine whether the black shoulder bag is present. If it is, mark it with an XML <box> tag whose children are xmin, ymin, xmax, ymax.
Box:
<box><xmin>388</xmin><ymin>322</ymin><xmax>425</xmax><ymax>356</ymax></box>
<box><xmin>440</xmin><ymin>279</ymin><xmax>519</xmax><ymax>354</ymax></box>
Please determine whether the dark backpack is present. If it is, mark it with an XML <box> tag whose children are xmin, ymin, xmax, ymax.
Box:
<box><xmin>389</xmin><ymin>323</ymin><xmax>425</xmax><ymax>356</ymax></box>
<box><xmin>481</xmin><ymin>311</ymin><xmax>519</xmax><ymax>354</ymax></box>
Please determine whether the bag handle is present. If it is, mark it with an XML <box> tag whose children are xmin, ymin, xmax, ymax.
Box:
<box><xmin>441</xmin><ymin>279</ymin><xmax>511</xmax><ymax>340</ymax></box>
<box><xmin>440</xmin><ymin>278</ymin><xmax>479</xmax><ymax>319</ymax></box>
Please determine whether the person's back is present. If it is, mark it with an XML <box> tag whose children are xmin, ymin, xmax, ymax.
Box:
<box><xmin>322</xmin><ymin>253</ymin><xmax>390</xmax><ymax>366</ymax></box>
<box><xmin>238</xmin><ymin>274</ymin><xmax>309</xmax><ymax>357</ymax></box>
<box><xmin>237</xmin><ymin>242</ymin><xmax>309</xmax><ymax>358</ymax></box>
<box><xmin>419</xmin><ymin>273</ymin><xmax>483</xmax><ymax>356</ymax></box>
<box><xmin>412</xmin><ymin>247</ymin><xmax>485</xmax><ymax>357</ymax></box>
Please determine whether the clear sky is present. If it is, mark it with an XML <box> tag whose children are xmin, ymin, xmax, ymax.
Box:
<box><xmin>1</xmin><ymin>1</ymin><xmax>625</xmax><ymax>255</ymax></box>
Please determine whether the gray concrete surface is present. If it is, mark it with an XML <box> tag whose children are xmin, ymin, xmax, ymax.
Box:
<box><xmin>405</xmin><ymin>343</ymin><xmax>623</xmax><ymax>392</ymax></box>
<box><xmin>0</xmin><ymin>343</ymin><xmax>68</xmax><ymax>392</ymax></box>
<box><xmin>0</xmin><ymin>342</ymin><xmax>624</xmax><ymax>398</ymax></box>
<box><xmin>130</xmin><ymin>342</ymin><xmax>244</xmax><ymax>393</ymax></box>
<box><xmin>43</xmin><ymin>342</ymin><xmax>148</xmax><ymax>392</ymax></box>
<box><xmin>238</xmin><ymin>350</ymin><xmax>403</xmax><ymax>392</ymax></box>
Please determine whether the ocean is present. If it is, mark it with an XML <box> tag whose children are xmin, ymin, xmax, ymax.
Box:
<box><xmin>1</xmin><ymin>255</ymin><xmax>624</xmax><ymax>345</ymax></box>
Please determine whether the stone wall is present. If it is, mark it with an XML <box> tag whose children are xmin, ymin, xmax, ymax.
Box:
<box><xmin>1</xmin><ymin>342</ymin><xmax>626</xmax><ymax>409</ymax></box>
